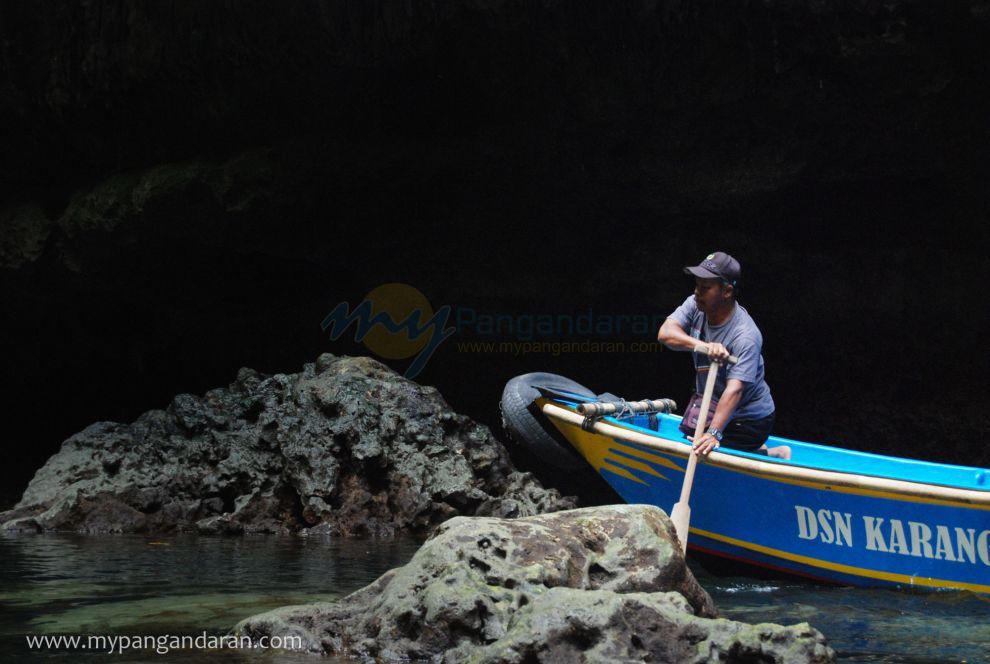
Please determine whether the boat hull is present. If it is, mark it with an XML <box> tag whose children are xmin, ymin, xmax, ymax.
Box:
<box><xmin>542</xmin><ymin>400</ymin><xmax>990</xmax><ymax>593</ymax></box>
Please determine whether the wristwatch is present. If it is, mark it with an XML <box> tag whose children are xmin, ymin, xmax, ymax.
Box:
<box><xmin>706</xmin><ymin>427</ymin><xmax>724</xmax><ymax>442</ymax></box>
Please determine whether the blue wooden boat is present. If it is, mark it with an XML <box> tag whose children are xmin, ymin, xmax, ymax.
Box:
<box><xmin>501</xmin><ymin>373</ymin><xmax>990</xmax><ymax>593</ymax></box>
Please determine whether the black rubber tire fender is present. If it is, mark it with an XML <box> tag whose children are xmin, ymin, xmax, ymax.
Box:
<box><xmin>499</xmin><ymin>372</ymin><xmax>596</xmax><ymax>471</ymax></box>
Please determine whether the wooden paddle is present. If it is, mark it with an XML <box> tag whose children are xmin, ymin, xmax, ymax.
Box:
<box><xmin>670</xmin><ymin>343</ymin><xmax>737</xmax><ymax>552</ymax></box>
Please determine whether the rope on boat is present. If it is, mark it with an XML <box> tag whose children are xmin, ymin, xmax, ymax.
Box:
<box><xmin>578</xmin><ymin>398</ymin><xmax>676</xmax><ymax>431</ymax></box>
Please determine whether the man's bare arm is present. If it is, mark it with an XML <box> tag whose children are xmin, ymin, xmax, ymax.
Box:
<box><xmin>657</xmin><ymin>318</ymin><xmax>698</xmax><ymax>351</ymax></box>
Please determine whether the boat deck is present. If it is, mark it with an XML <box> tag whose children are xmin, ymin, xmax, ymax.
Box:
<box><xmin>550</xmin><ymin>392</ymin><xmax>990</xmax><ymax>493</ymax></box>
<box><xmin>616</xmin><ymin>412</ymin><xmax>990</xmax><ymax>492</ymax></box>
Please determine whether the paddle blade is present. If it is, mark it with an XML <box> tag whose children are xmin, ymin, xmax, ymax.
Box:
<box><xmin>670</xmin><ymin>501</ymin><xmax>691</xmax><ymax>553</ymax></box>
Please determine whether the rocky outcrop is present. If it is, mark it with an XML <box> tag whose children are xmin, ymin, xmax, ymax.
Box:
<box><xmin>235</xmin><ymin>505</ymin><xmax>835</xmax><ymax>663</ymax></box>
<box><xmin>0</xmin><ymin>354</ymin><xmax>574</xmax><ymax>534</ymax></box>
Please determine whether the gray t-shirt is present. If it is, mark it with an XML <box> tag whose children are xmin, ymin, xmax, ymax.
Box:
<box><xmin>668</xmin><ymin>296</ymin><xmax>775</xmax><ymax>421</ymax></box>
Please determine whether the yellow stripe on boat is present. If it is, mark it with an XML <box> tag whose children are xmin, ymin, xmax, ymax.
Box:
<box><xmin>691</xmin><ymin>527</ymin><xmax>990</xmax><ymax>594</ymax></box>
<box><xmin>545</xmin><ymin>416</ymin><xmax>671</xmax><ymax>485</ymax></box>
<box><xmin>542</xmin><ymin>402</ymin><xmax>990</xmax><ymax>510</ymax></box>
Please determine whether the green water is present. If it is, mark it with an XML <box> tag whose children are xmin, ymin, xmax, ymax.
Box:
<box><xmin>1</xmin><ymin>534</ymin><xmax>986</xmax><ymax>662</ymax></box>
<box><xmin>690</xmin><ymin>569</ymin><xmax>990</xmax><ymax>663</ymax></box>
<box><xmin>0</xmin><ymin>534</ymin><xmax>420</xmax><ymax>662</ymax></box>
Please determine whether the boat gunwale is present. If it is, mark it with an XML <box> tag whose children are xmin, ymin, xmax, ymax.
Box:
<box><xmin>541</xmin><ymin>402</ymin><xmax>990</xmax><ymax>507</ymax></box>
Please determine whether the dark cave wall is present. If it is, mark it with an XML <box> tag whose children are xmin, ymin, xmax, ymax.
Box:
<box><xmin>3</xmin><ymin>1</ymin><xmax>988</xmax><ymax>204</ymax></box>
<box><xmin>2</xmin><ymin>0</ymin><xmax>989</xmax><ymax>501</ymax></box>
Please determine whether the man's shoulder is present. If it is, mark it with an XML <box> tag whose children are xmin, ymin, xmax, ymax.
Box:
<box><xmin>733</xmin><ymin>303</ymin><xmax>761</xmax><ymax>329</ymax></box>
<box><xmin>729</xmin><ymin>303</ymin><xmax>764</xmax><ymax>345</ymax></box>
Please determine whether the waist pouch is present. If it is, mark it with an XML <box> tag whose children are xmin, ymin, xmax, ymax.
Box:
<box><xmin>678</xmin><ymin>391</ymin><xmax>718</xmax><ymax>437</ymax></box>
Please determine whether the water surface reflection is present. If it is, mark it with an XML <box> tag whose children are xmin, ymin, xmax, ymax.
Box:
<box><xmin>2</xmin><ymin>534</ymin><xmax>987</xmax><ymax>662</ymax></box>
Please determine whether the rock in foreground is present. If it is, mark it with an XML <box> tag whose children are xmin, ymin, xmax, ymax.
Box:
<box><xmin>235</xmin><ymin>505</ymin><xmax>835</xmax><ymax>663</ymax></box>
<box><xmin>1</xmin><ymin>354</ymin><xmax>574</xmax><ymax>534</ymax></box>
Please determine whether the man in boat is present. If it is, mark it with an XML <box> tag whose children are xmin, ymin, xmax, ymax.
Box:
<box><xmin>657</xmin><ymin>251</ymin><xmax>791</xmax><ymax>460</ymax></box>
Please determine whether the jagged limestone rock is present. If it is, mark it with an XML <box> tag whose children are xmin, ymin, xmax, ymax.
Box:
<box><xmin>1</xmin><ymin>354</ymin><xmax>574</xmax><ymax>534</ymax></box>
<box><xmin>235</xmin><ymin>505</ymin><xmax>835</xmax><ymax>663</ymax></box>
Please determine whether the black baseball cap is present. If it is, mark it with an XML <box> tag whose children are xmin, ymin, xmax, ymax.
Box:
<box><xmin>684</xmin><ymin>251</ymin><xmax>741</xmax><ymax>285</ymax></box>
